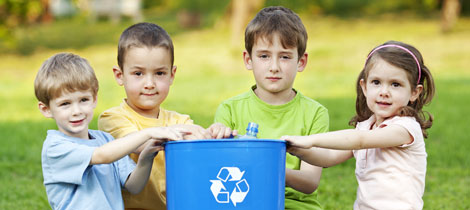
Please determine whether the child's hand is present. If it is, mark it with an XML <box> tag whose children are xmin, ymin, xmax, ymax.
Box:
<box><xmin>170</xmin><ymin>124</ymin><xmax>212</xmax><ymax>140</ymax></box>
<box><xmin>145</xmin><ymin>126</ymin><xmax>190</xmax><ymax>142</ymax></box>
<box><xmin>138</xmin><ymin>139</ymin><xmax>164</xmax><ymax>163</ymax></box>
<box><xmin>285</xmin><ymin>145</ymin><xmax>311</xmax><ymax>160</ymax></box>
<box><xmin>207</xmin><ymin>123</ymin><xmax>238</xmax><ymax>139</ymax></box>
<box><xmin>280</xmin><ymin>135</ymin><xmax>312</xmax><ymax>149</ymax></box>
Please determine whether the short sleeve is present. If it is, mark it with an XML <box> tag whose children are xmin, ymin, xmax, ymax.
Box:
<box><xmin>307</xmin><ymin>106</ymin><xmax>329</xmax><ymax>135</ymax></box>
<box><xmin>99</xmin><ymin>112</ymin><xmax>139</xmax><ymax>139</ymax></box>
<box><xmin>43</xmin><ymin>139</ymin><xmax>95</xmax><ymax>185</ymax></box>
<box><xmin>214</xmin><ymin>102</ymin><xmax>233</xmax><ymax>129</ymax></box>
<box><xmin>383</xmin><ymin>117</ymin><xmax>423</xmax><ymax>148</ymax></box>
<box><xmin>115</xmin><ymin>155</ymin><xmax>136</xmax><ymax>187</ymax></box>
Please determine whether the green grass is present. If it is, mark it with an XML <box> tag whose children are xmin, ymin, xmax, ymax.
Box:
<box><xmin>1</xmin><ymin>14</ymin><xmax>469</xmax><ymax>209</ymax></box>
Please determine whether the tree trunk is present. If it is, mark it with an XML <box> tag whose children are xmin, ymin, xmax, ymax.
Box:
<box><xmin>229</xmin><ymin>0</ymin><xmax>265</xmax><ymax>49</ymax></box>
<box><xmin>441</xmin><ymin>0</ymin><xmax>461</xmax><ymax>33</ymax></box>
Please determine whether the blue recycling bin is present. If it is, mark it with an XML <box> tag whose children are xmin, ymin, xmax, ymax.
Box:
<box><xmin>165</xmin><ymin>139</ymin><xmax>286</xmax><ymax>210</ymax></box>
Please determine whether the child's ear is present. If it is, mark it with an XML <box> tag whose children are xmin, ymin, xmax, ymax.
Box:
<box><xmin>410</xmin><ymin>84</ymin><xmax>423</xmax><ymax>103</ymax></box>
<box><xmin>170</xmin><ymin>65</ymin><xmax>177</xmax><ymax>85</ymax></box>
<box><xmin>297</xmin><ymin>53</ymin><xmax>308</xmax><ymax>72</ymax></box>
<box><xmin>92</xmin><ymin>95</ymin><xmax>98</xmax><ymax>108</ymax></box>
<box><xmin>359</xmin><ymin>79</ymin><xmax>367</xmax><ymax>96</ymax></box>
<box><xmin>243</xmin><ymin>51</ymin><xmax>253</xmax><ymax>70</ymax></box>
<box><xmin>113</xmin><ymin>66</ymin><xmax>124</xmax><ymax>86</ymax></box>
<box><xmin>38</xmin><ymin>102</ymin><xmax>52</xmax><ymax>118</ymax></box>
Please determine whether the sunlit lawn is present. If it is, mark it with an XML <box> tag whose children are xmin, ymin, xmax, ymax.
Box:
<box><xmin>0</xmin><ymin>15</ymin><xmax>469</xmax><ymax>209</ymax></box>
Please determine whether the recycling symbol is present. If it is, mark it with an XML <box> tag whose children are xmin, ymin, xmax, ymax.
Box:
<box><xmin>210</xmin><ymin>167</ymin><xmax>250</xmax><ymax>206</ymax></box>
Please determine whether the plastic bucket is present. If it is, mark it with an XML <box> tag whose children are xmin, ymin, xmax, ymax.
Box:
<box><xmin>165</xmin><ymin>139</ymin><xmax>286</xmax><ymax>210</ymax></box>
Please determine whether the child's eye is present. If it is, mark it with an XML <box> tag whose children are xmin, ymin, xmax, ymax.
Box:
<box><xmin>371</xmin><ymin>80</ymin><xmax>380</xmax><ymax>85</ymax></box>
<box><xmin>60</xmin><ymin>102</ymin><xmax>70</xmax><ymax>106</ymax></box>
<box><xmin>81</xmin><ymin>98</ymin><xmax>90</xmax><ymax>102</ymax></box>
<box><xmin>259</xmin><ymin>54</ymin><xmax>269</xmax><ymax>59</ymax></box>
<box><xmin>156</xmin><ymin>71</ymin><xmax>166</xmax><ymax>76</ymax></box>
<box><xmin>134</xmin><ymin>72</ymin><xmax>142</xmax><ymax>76</ymax></box>
<box><xmin>281</xmin><ymin>55</ymin><xmax>291</xmax><ymax>59</ymax></box>
<box><xmin>392</xmin><ymin>82</ymin><xmax>401</xmax><ymax>87</ymax></box>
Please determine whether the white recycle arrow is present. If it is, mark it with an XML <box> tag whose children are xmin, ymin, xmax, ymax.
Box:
<box><xmin>211</xmin><ymin>167</ymin><xmax>250</xmax><ymax>206</ymax></box>
<box><xmin>210</xmin><ymin>180</ymin><xmax>229</xmax><ymax>203</ymax></box>
<box><xmin>218</xmin><ymin>167</ymin><xmax>245</xmax><ymax>181</ymax></box>
<box><xmin>230</xmin><ymin>179</ymin><xmax>250</xmax><ymax>206</ymax></box>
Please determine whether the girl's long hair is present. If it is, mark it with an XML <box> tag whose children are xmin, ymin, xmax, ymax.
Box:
<box><xmin>349</xmin><ymin>41</ymin><xmax>435</xmax><ymax>138</ymax></box>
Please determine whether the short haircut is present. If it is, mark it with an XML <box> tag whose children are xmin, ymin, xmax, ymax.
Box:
<box><xmin>117</xmin><ymin>22</ymin><xmax>174</xmax><ymax>70</ymax></box>
<box><xmin>245</xmin><ymin>6</ymin><xmax>308</xmax><ymax>59</ymax></box>
<box><xmin>34</xmin><ymin>53</ymin><xmax>99</xmax><ymax>106</ymax></box>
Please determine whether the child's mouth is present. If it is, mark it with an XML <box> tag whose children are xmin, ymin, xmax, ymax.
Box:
<box><xmin>142</xmin><ymin>93</ymin><xmax>157</xmax><ymax>96</ymax></box>
<box><xmin>70</xmin><ymin>119</ymin><xmax>84</xmax><ymax>125</ymax></box>
<box><xmin>377</xmin><ymin>102</ymin><xmax>391</xmax><ymax>106</ymax></box>
<box><xmin>266</xmin><ymin>77</ymin><xmax>281</xmax><ymax>82</ymax></box>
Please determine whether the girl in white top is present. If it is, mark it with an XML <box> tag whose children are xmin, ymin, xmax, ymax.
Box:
<box><xmin>282</xmin><ymin>40</ymin><xmax>435</xmax><ymax>210</ymax></box>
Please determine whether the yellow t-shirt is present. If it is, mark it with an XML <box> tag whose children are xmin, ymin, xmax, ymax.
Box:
<box><xmin>98</xmin><ymin>100</ymin><xmax>193</xmax><ymax>210</ymax></box>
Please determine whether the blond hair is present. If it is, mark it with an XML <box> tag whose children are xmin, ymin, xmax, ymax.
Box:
<box><xmin>34</xmin><ymin>53</ymin><xmax>99</xmax><ymax>106</ymax></box>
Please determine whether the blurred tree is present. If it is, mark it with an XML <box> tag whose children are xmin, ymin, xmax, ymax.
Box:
<box><xmin>0</xmin><ymin>0</ymin><xmax>51</xmax><ymax>52</ymax></box>
<box><xmin>168</xmin><ymin>0</ymin><xmax>230</xmax><ymax>28</ymax></box>
<box><xmin>230</xmin><ymin>0</ymin><xmax>265</xmax><ymax>49</ymax></box>
<box><xmin>441</xmin><ymin>0</ymin><xmax>461</xmax><ymax>33</ymax></box>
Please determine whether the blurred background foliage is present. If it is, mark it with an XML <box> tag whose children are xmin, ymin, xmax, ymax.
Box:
<box><xmin>1</xmin><ymin>0</ymin><xmax>468</xmax><ymax>55</ymax></box>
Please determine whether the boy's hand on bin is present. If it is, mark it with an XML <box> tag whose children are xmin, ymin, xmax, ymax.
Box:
<box><xmin>145</xmin><ymin>126</ymin><xmax>189</xmax><ymax>142</ymax></box>
<box><xmin>207</xmin><ymin>123</ymin><xmax>238</xmax><ymax>139</ymax></box>
<box><xmin>170</xmin><ymin>124</ymin><xmax>212</xmax><ymax>140</ymax></box>
<box><xmin>138</xmin><ymin>139</ymin><xmax>164</xmax><ymax>163</ymax></box>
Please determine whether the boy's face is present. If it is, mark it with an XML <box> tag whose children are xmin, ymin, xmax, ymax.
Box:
<box><xmin>244</xmin><ymin>33</ymin><xmax>307</xmax><ymax>103</ymax></box>
<box><xmin>114</xmin><ymin>46</ymin><xmax>176</xmax><ymax>118</ymax></box>
<box><xmin>38</xmin><ymin>90</ymin><xmax>97</xmax><ymax>139</ymax></box>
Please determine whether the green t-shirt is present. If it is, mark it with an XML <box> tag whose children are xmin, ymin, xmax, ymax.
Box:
<box><xmin>214</xmin><ymin>86</ymin><xmax>329</xmax><ymax>210</ymax></box>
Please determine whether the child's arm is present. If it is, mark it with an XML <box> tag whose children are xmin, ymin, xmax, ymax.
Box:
<box><xmin>288</xmin><ymin>147</ymin><xmax>353</xmax><ymax>168</ymax></box>
<box><xmin>124</xmin><ymin>139</ymin><xmax>161</xmax><ymax>194</ymax></box>
<box><xmin>285</xmin><ymin>162</ymin><xmax>321</xmax><ymax>194</ymax></box>
<box><xmin>282</xmin><ymin>124</ymin><xmax>413</xmax><ymax>150</ymax></box>
<box><xmin>206</xmin><ymin>123</ymin><xmax>238</xmax><ymax>139</ymax></box>
<box><xmin>90</xmin><ymin>127</ymin><xmax>186</xmax><ymax>165</ymax></box>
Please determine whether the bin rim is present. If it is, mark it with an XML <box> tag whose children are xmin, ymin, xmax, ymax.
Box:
<box><xmin>165</xmin><ymin>139</ymin><xmax>286</xmax><ymax>145</ymax></box>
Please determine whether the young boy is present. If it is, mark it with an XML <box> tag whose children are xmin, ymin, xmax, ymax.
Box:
<box><xmin>98</xmin><ymin>22</ymin><xmax>234</xmax><ymax>209</ymax></box>
<box><xmin>214</xmin><ymin>6</ymin><xmax>329</xmax><ymax>210</ymax></box>
<box><xmin>35</xmin><ymin>53</ymin><xmax>188</xmax><ymax>209</ymax></box>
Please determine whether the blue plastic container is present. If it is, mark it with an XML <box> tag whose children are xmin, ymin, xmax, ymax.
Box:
<box><xmin>165</xmin><ymin>139</ymin><xmax>286</xmax><ymax>210</ymax></box>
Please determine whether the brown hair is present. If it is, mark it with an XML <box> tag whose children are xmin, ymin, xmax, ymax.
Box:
<box><xmin>245</xmin><ymin>6</ymin><xmax>307</xmax><ymax>59</ymax></box>
<box><xmin>349</xmin><ymin>41</ymin><xmax>435</xmax><ymax>138</ymax></box>
<box><xmin>117</xmin><ymin>22</ymin><xmax>174</xmax><ymax>70</ymax></box>
<box><xmin>34</xmin><ymin>53</ymin><xmax>99</xmax><ymax>106</ymax></box>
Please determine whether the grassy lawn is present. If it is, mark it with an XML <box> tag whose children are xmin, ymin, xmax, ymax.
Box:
<box><xmin>1</xmin><ymin>14</ymin><xmax>469</xmax><ymax>209</ymax></box>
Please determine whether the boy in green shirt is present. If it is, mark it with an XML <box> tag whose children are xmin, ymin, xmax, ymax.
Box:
<box><xmin>214</xmin><ymin>6</ymin><xmax>329</xmax><ymax>209</ymax></box>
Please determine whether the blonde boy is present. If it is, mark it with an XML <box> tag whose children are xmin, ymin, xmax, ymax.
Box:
<box><xmin>35</xmin><ymin>53</ymin><xmax>187</xmax><ymax>209</ymax></box>
<box><xmin>98</xmin><ymin>22</ymin><xmax>233</xmax><ymax>209</ymax></box>
<box><xmin>214</xmin><ymin>6</ymin><xmax>329</xmax><ymax>209</ymax></box>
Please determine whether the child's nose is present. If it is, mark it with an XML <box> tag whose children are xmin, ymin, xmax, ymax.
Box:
<box><xmin>270</xmin><ymin>58</ymin><xmax>280</xmax><ymax>73</ymax></box>
<box><xmin>144</xmin><ymin>75</ymin><xmax>156</xmax><ymax>89</ymax></box>
<box><xmin>379</xmin><ymin>86</ymin><xmax>390</xmax><ymax>97</ymax></box>
<box><xmin>71</xmin><ymin>103</ymin><xmax>82</xmax><ymax>115</ymax></box>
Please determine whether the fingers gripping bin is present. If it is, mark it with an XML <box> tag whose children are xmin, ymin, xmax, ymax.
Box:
<box><xmin>165</xmin><ymin>139</ymin><xmax>286</xmax><ymax>210</ymax></box>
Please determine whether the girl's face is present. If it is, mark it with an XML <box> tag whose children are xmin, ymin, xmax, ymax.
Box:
<box><xmin>360</xmin><ymin>58</ymin><xmax>422</xmax><ymax>125</ymax></box>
